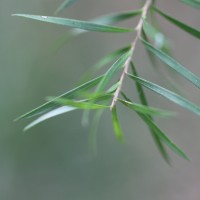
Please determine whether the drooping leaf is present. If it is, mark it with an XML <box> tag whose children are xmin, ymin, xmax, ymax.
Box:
<box><xmin>96</xmin><ymin>50</ymin><xmax>131</xmax><ymax>93</ymax></box>
<box><xmin>153</xmin><ymin>7</ymin><xmax>200</xmax><ymax>39</ymax></box>
<box><xmin>80</xmin><ymin>83</ymin><xmax>117</xmax><ymax>127</ymax></box>
<box><xmin>142</xmin><ymin>39</ymin><xmax>200</xmax><ymax>89</ymax></box>
<box><xmin>128</xmin><ymin>74</ymin><xmax>200</xmax><ymax>116</ymax></box>
<box><xmin>13</xmin><ymin>14</ymin><xmax>132</xmax><ymax>33</ymax></box>
<box><xmin>119</xmin><ymin>99</ymin><xmax>175</xmax><ymax>116</ymax></box>
<box><xmin>130</xmin><ymin>62</ymin><xmax>148</xmax><ymax>105</ymax></box>
<box><xmin>138</xmin><ymin>114</ymin><xmax>189</xmax><ymax>160</ymax></box>
<box><xmin>112</xmin><ymin>106</ymin><xmax>124</xmax><ymax>142</ymax></box>
<box><xmin>121</xmin><ymin>81</ymin><xmax>170</xmax><ymax>164</ymax></box>
<box><xmin>89</xmin><ymin>109</ymin><xmax>104</xmax><ymax>155</ymax></box>
<box><xmin>24</xmin><ymin>106</ymin><xmax>77</xmax><ymax>131</ymax></box>
<box><xmin>15</xmin><ymin>75</ymin><xmax>104</xmax><ymax>121</ymax></box>
<box><xmin>180</xmin><ymin>0</ymin><xmax>200</xmax><ymax>8</ymax></box>
<box><xmin>55</xmin><ymin>0</ymin><xmax>77</xmax><ymax>15</ymax></box>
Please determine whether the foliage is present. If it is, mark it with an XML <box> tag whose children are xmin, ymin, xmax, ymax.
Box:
<box><xmin>13</xmin><ymin>0</ymin><xmax>200</xmax><ymax>164</ymax></box>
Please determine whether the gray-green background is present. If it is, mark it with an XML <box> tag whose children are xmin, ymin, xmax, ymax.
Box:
<box><xmin>1</xmin><ymin>0</ymin><xmax>200</xmax><ymax>199</ymax></box>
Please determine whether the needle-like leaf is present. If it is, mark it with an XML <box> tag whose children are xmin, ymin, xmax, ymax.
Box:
<box><xmin>53</xmin><ymin>98</ymin><xmax>109</xmax><ymax>109</ymax></box>
<box><xmin>34</xmin><ymin>10</ymin><xmax>141</xmax><ymax>65</ymax></box>
<box><xmin>15</xmin><ymin>75</ymin><xmax>104</xmax><ymax>121</ymax></box>
<box><xmin>24</xmin><ymin>106</ymin><xmax>77</xmax><ymax>131</ymax></box>
<box><xmin>129</xmin><ymin>64</ymin><xmax>170</xmax><ymax>164</ymax></box>
<box><xmin>142</xmin><ymin>39</ymin><xmax>200</xmax><ymax>89</ymax></box>
<box><xmin>80</xmin><ymin>46</ymin><xmax>131</xmax><ymax>82</ymax></box>
<box><xmin>128</xmin><ymin>74</ymin><xmax>200</xmax><ymax>116</ymax></box>
<box><xmin>93</xmin><ymin>46</ymin><xmax>131</xmax><ymax>71</ymax></box>
<box><xmin>138</xmin><ymin>114</ymin><xmax>189</xmax><ymax>160</ymax></box>
<box><xmin>96</xmin><ymin>50</ymin><xmax>131</xmax><ymax>93</ymax></box>
<box><xmin>153</xmin><ymin>7</ymin><xmax>200</xmax><ymax>39</ymax></box>
<box><xmin>121</xmin><ymin>79</ymin><xmax>171</xmax><ymax>164</ymax></box>
<box><xmin>92</xmin><ymin>9</ymin><xmax>142</xmax><ymax>25</ymax></box>
<box><xmin>112</xmin><ymin>106</ymin><xmax>124</xmax><ymax>142</ymax></box>
<box><xmin>13</xmin><ymin>14</ymin><xmax>132</xmax><ymax>33</ymax></box>
<box><xmin>180</xmin><ymin>0</ymin><xmax>200</xmax><ymax>8</ymax></box>
<box><xmin>55</xmin><ymin>0</ymin><xmax>77</xmax><ymax>15</ymax></box>
<box><xmin>119</xmin><ymin>99</ymin><xmax>175</xmax><ymax>116</ymax></box>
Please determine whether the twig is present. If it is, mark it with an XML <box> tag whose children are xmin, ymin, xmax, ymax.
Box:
<box><xmin>110</xmin><ymin>0</ymin><xmax>152</xmax><ymax>109</ymax></box>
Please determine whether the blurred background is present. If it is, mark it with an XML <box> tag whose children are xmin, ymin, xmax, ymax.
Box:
<box><xmin>1</xmin><ymin>0</ymin><xmax>200</xmax><ymax>199</ymax></box>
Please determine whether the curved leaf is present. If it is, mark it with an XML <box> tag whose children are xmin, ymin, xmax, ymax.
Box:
<box><xmin>15</xmin><ymin>75</ymin><xmax>104</xmax><ymax>121</ymax></box>
<box><xmin>24</xmin><ymin>106</ymin><xmax>77</xmax><ymax>131</ymax></box>
<box><xmin>128</xmin><ymin>74</ymin><xmax>200</xmax><ymax>116</ymax></box>
<box><xmin>138</xmin><ymin>114</ymin><xmax>189</xmax><ymax>160</ymax></box>
<box><xmin>142</xmin><ymin>39</ymin><xmax>200</xmax><ymax>89</ymax></box>
<box><xmin>154</xmin><ymin>7</ymin><xmax>200</xmax><ymax>39</ymax></box>
<box><xmin>121</xmin><ymin>85</ymin><xmax>171</xmax><ymax>164</ymax></box>
<box><xmin>13</xmin><ymin>14</ymin><xmax>132</xmax><ymax>33</ymax></box>
<box><xmin>119</xmin><ymin>99</ymin><xmax>175</xmax><ymax>116</ymax></box>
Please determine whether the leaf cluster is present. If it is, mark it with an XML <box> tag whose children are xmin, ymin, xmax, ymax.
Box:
<box><xmin>13</xmin><ymin>0</ymin><xmax>200</xmax><ymax>164</ymax></box>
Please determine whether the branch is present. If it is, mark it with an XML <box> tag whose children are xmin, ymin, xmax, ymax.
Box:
<box><xmin>110</xmin><ymin>0</ymin><xmax>152</xmax><ymax>109</ymax></box>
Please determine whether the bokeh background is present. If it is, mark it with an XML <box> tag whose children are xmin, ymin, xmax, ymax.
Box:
<box><xmin>1</xmin><ymin>0</ymin><xmax>200</xmax><ymax>199</ymax></box>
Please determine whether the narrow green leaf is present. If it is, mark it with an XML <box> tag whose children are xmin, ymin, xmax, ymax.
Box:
<box><xmin>119</xmin><ymin>99</ymin><xmax>175</xmax><ymax>116</ymax></box>
<box><xmin>142</xmin><ymin>20</ymin><xmax>168</xmax><ymax>49</ymax></box>
<box><xmin>131</xmin><ymin>63</ymin><xmax>171</xmax><ymax>163</ymax></box>
<box><xmin>53</xmin><ymin>98</ymin><xmax>109</xmax><ymax>109</ymax></box>
<box><xmin>37</xmin><ymin>9</ymin><xmax>141</xmax><ymax>64</ymax></box>
<box><xmin>154</xmin><ymin>7</ymin><xmax>200</xmax><ymax>39</ymax></box>
<box><xmin>130</xmin><ymin>62</ymin><xmax>148</xmax><ymax>106</ymax></box>
<box><xmin>112</xmin><ymin>106</ymin><xmax>124</xmax><ymax>142</ymax></box>
<box><xmin>15</xmin><ymin>75</ymin><xmax>104</xmax><ymax>121</ymax></box>
<box><xmin>80</xmin><ymin>46</ymin><xmax>131</xmax><ymax>82</ymax></box>
<box><xmin>55</xmin><ymin>0</ymin><xmax>77</xmax><ymax>15</ymax></box>
<box><xmin>128</xmin><ymin>74</ymin><xmax>200</xmax><ymax>116</ymax></box>
<box><xmin>89</xmin><ymin>109</ymin><xmax>104</xmax><ymax>155</ymax></box>
<box><xmin>62</xmin><ymin>9</ymin><xmax>142</xmax><ymax>37</ymax></box>
<box><xmin>106</xmin><ymin>82</ymin><xmax>120</xmax><ymax>93</ymax></box>
<box><xmin>80</xmin><ymin>83</ymin><xmax>116</xmax><ymax>127</ymax></box>
<box><xmin>93</xmin><ymin>46</ymin><xmax>131</xmax><ymax>71</ymax></box>
<box><xmin>92</xmin><ymin>9</ymin><xmax>142</xmax><ymax>25</ymax></box>
<box><xmin>96</xmin><ymin>50</ymin><xmax>131</xmax><ymax>93</ymax></box>
<box><xmin>138</xmin><ymin>114</ymin><xmax>189</xmax><ymax>160</ymax></box>
<box><xmin>180</xmin><ymin>0</ymin><xmax>200</xmax><ymax>8</ymax></box>
<box><xmin>24</xmin><ymin>106</ymin><xmax>77</xmax><ymax>131</ymax></box>
<box><xmin>121</xmin><ymin>89</ymin><xmax>171</xmax><ymax>164</ymax></box>
<box><xmin>142</xmin><ymin>39</ymin><xmax>200</xmax><ymax>89</ymax></box>
<box><xmin>13</xmin><ymin>14</ymin><xmax>132</xmax><ymax>33</ymax></box>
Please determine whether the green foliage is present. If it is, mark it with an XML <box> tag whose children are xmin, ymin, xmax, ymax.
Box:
<box><xmin>13</xmin><ymin>14</ymin><xmax>132</xmax><ymax>33</ymax></box>
<box><xmin>14</xmin><ymin>0</ymin><xmax>200</xmax><ymax>163</ymax></box>
<box><xmin>180</xmin><ymin>0</ymin><xmax>200</xmax><ymax>8</ymax></box>
<box><xmin>55</xmin><ymin>0</ymin><xmax>77</xmax><ymax>15</ymax></box>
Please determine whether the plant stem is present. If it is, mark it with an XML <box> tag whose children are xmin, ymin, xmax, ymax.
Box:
<box><xmin>110</xmin><ymin>0</ymin><xmax>152</xmax><ymax>109</ymax></box>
